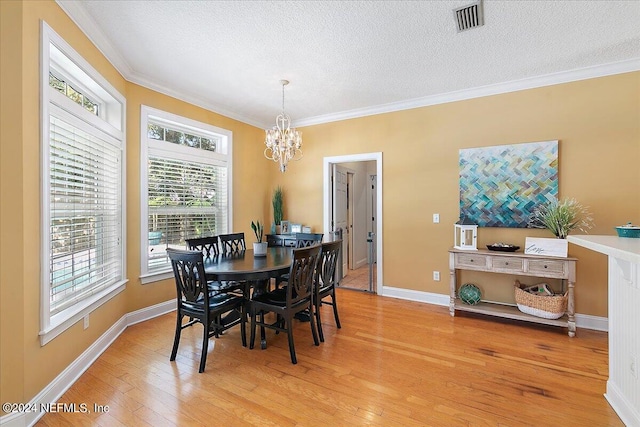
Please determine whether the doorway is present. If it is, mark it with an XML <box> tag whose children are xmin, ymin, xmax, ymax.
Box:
<box><xmin>323</xmin><ymin>153</ymin><xmax>382</xmax><ymax>295</ymax></box>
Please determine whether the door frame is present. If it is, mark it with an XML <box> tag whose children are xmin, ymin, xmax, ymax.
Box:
<box><xmin>323</xmin><ymin>152</ymin><xmax>383</xmax><ymax>295</ymax></box>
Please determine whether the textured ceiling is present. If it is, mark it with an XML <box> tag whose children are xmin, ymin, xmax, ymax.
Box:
<box><xmin>58</xmin><ymin>0</ymin><xmax>640</xmax><ymax>128</ymax></box>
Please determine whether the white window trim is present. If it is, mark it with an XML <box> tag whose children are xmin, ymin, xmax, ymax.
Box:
<box><xmin>139</xmin><ymin>105</ymin><xmax>233</xmax><ymax>284</ymax></box>
<box><xmin>40</xmin><ymin>21</ymin><xmax>127</xmax><ymax>345</ymax></box>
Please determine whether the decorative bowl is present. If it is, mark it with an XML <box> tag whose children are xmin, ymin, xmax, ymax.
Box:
<box><xmin>486</xmin><ymin>243</ymin><xmax>520</xmax><ymax>252</ymax></box>
<box><xmin>615</xmin><ymin>223</ymin><xmax>640</xmax><ymax>238</ymax></box>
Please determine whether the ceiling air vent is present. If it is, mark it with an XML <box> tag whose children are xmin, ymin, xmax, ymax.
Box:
<box><xmin>453</xmin><ymin>1</ymin><xmax>484</xmax><ymax>33</ymax></box>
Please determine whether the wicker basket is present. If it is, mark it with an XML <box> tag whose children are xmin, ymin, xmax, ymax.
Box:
<box><xmin>514</xmin><ymin>281</ymin><xmax>567</xmax><ymax>320</ymax></box>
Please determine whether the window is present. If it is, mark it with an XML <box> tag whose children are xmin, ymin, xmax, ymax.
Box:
<box><xmin>49</xmin><ymin>71</ymin><xmax>100</xmax><ymax>115</ymax></box>
<box><xmin>40</xmin><ymin>22</ymin><xmax>126</xmax><ymax>345</ymax></box>
<box><xmin>140</xmin><ymin>106</ymin><xmax>232</xmax><ymax>283</ymax></box>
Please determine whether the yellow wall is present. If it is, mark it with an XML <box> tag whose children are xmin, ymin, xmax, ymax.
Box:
<box><xmin>1</xmin><ymin>0</ymin><xmax>639</xmax><ymax>410</ymax></box>
<box><xmin>1</xmin><ymin>0</ymin><xmax>26</xmax><ymax>410</ymax></box>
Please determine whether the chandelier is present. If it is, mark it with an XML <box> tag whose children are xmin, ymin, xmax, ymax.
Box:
<box><xmin>264</xmin><ymin>80</ymin><xmax>302</xmax><ymax>173</ymax></box>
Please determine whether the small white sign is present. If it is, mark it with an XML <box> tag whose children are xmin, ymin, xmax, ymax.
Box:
<box><xmin>524</xmin><ymin>237</ymin><xmax>568</xmax><ymax>258</ymax></box>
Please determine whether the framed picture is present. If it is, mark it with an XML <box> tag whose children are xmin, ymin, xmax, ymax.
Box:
<box><xmin>459</xmin><ymin>140</ymin><xmax>558</xmax><ymax>227</ymax></box>
<box><xmin>291</xmin><ymin>223</ymin><xmax>302</xmax><ymax>234</ymax></box>
<box><xmin>280</xmin><ymin>220</ymin><xmax>290</xmax><ymax>234</ymax></box>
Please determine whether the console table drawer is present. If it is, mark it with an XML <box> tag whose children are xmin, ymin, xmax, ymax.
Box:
<box><xmin>455</xmin><ymin>253</ymin><xmax>489</xmax><ymax>269</ymax></box>
<box><xmin>528</xmin><ymin>259</ymin><xmax>566</xmax><ymax>276</ymax></box>
<box><xmin>492</xmin><ymin>256</ymin><xmax>524</xmax><ymax>272</ymax></box>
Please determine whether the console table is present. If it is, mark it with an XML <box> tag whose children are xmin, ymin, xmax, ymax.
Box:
<box><xmin>449</xmin><ymin>248</ymin><xmax>577</xmax><ymax>337</ymax></box>
<box><xmin>266</xmin><ymin>234</ymin><xmax>296</xmax><ymax>247</ymax></box>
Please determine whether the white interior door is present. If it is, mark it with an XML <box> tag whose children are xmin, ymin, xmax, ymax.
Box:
<box><xmin>332</xmin><ymin>164</ymin><xmax>349</xmax><ymax>278</ymax></box>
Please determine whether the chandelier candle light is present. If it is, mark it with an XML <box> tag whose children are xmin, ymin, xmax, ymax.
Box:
<box><xmin>264</xmin><ymin>80</ymin><xmax>303</xmax><ymax>173</ymax></box>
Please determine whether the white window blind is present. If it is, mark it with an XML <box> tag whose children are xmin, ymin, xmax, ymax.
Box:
<box><xmin>140</xmin><ymin>106</ymin><xmax>232</xmax><ymax>281</ymax></box>
<box><xmin>147</xmin><ymin>156</ymin><xmax>228</xmax><ymax>272</ymax></box>
<box><xmin>49</xmin><ymin>114</ymin><xmax>122</xmax><ymax>315</ymax></box>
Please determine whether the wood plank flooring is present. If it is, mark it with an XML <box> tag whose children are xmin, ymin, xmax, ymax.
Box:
<box><xmin>37</xmin><ymin>290</ymin><xmax>621</xmax><ymax>426</ymax></box>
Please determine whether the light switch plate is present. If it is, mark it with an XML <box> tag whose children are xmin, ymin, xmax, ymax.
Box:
<box><xmin>433</xmin><ymin>213</ymin><xmax>440</xmax><ymax>223</ymax></box>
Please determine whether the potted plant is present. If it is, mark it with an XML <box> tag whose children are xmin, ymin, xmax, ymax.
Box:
<box><xmin>272</xmin><ymin>186</ymin><xmax>283</xmax><ymax>234</ymax></box>
<box><xmin>529</xmin><ymin>198</ymin><xmax>594</xmax><ymax>239</ymax></box>
<box><xmin>251</xmin><ymin>220</ymin><xmax>267</xmax><ymax>256</ymax></box>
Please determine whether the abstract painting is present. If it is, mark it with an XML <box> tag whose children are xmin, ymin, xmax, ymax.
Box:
<box><xmin>459</xmin><ymin>140</ymin><xmax>558</xmax><ymax>227</ymax></box>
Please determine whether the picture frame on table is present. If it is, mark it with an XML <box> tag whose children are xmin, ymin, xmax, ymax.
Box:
<box><xmin>290</xmin><ymin>223</ymin><xmax>302</xmax><ymax>234</ymax></box>
<box><xmin>280</xmin><ymin>220</ymin><xmax>290</xmax><ymax>234</ymax></box>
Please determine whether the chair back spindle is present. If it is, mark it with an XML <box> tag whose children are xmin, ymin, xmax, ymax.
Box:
<box><xmin>219</xmin><ymin>233</ymin><xmax>246</xmax><ymax>254</ymax></box>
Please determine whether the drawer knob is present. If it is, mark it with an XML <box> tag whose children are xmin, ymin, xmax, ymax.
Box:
<box><xmin>544</xmin><ymin>265</ymin><xmax>548</xmax><ymax>269</ymax></box>
<box><xmin>505</xmin><ymin>262</ymin><xmax>509</xmax><ymax>265</ymax></box>
<box><xmin>470</xmin><ymin>259</ymin><xmax>474</xmax><ymax>262</ymax></box>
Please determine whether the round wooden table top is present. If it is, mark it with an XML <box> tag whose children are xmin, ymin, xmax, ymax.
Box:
<box><xmin>203</xmin><ymin>246</ymin><xmax>292</xmax><ymax>282</ymax></box>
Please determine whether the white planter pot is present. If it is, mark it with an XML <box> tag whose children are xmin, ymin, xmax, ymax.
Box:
<box><xmin>253</xmin><ymin>242</ymin><xmax>268</xmax><ymax>257</ymax></box>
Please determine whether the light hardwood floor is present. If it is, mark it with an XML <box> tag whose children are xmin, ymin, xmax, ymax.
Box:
<box><xmin>37</xmin><ymin>290</ymin><xmax>621</xmax><ymax>426</ymax></box>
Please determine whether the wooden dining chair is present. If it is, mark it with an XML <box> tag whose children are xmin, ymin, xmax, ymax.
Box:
<box><xmin>249</xmin><ymin>245</ymin><xmax>322</xmax><ymax>364</ymax></box>
<box><xmin>219</xmin><ymin>232</ymin><xmax>246</xmax><ymax>254</ymax></box>
<box><xmin>274</xmin><ymin>233</ymin><xmax>323</xmax><ymax>290</ymax></box>
<box><xmin>295</xmin><ymin>232</ymin><xmax>323</xmax><ymax>248</ymax></box>
<box><xmin>313</xmin><ymin>240</ymin><xmax>342</xmax><ymax>342</ymax></box>
<box><xmin>167</xmin><ymin>248</ymin><xmax>246</xmax><ymax>373</ymax></box>
<box><xmin>186</xmin><ymin>235</ymin><xmax>245</xmax><ymax>295</ymax></box>
<box><xmin>185</xmin><ymin>235</ymin><xmax>219</xmax><ymax>259</ymax></box>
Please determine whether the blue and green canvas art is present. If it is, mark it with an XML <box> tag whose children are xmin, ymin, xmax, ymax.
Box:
<box><xmin>459</xmin><ymin>141</ymin><xmax>558</xmax><ymax>228</ymax></box>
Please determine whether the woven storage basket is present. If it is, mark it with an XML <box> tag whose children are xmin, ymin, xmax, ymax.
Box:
<box><xmin>514</xmin><ymin>283</ymin><xmax>567</xmax><ymax>320</ymax></box>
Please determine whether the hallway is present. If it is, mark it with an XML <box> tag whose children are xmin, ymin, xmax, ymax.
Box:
<box><xmin>339</xmin><ymin>264</ymin><xmax>376</xmax><ymax>292</ymax></box>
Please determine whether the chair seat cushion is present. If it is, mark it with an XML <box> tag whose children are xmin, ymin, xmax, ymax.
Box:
<box><xmin>252</xmin><ymin>288</ymin><xmax>287</xmax><ymax>306</ymax></box>
<box><xmin>209</xmin><ymin>293</ymin><xmax>243</xmax><ymax>309</ymax></box>
<box><xmin>208</xmin><ymin>280</ymin><xmax>244</xmax><ymax>292</ymax></box>
<box><xmin>183</xmin><ymin>293</ymin><xmax>243</xmax><ymax>312</ymax></box>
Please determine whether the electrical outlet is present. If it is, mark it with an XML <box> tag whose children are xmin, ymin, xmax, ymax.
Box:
<box><xmin>433</xmin><ymin>213</ymin><xmax>440</xmax><ymax>224</ymax></box>
<box><xmin>433</xmin><ymin>271</ymin><xmax>440</xmax><ymax>281</ymax></box>
<box><xmin>83</xmin><ymin>315</ymin><xmax>89</xmax><ymax>330</ymax></box>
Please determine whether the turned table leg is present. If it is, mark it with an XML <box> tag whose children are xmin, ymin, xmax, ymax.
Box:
<box><xmin>567</xmin><ymin>279</ymin><xmax>576</xmax><ymax>337</ymax></box>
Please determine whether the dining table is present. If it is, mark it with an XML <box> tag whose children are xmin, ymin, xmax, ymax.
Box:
<box><xmin>203</xmin><ymin>246</ymin><xmax>293</xmax><ymax>348</ymax></box>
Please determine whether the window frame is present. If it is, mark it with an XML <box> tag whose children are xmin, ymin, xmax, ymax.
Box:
<box><xmin>40</xmin><ymin>21</ymin><xmax>127</xmax><ymax>345</ymax></box>
<box><xmin>139</xmin><ymin>105</ymin><xmax>233</xmax><ymax>284</ymax></box>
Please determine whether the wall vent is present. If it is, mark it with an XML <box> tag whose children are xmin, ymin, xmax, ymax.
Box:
<box><xmin>453</xmin><ymin>1</ymin><xmax>484</xmax><ymax>33</ymax></box>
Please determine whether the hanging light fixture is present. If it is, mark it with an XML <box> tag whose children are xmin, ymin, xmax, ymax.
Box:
<box><xmin>264</xmin><ymin>80</ymin><xmax>302</xmax><ymax>173</ymax></box>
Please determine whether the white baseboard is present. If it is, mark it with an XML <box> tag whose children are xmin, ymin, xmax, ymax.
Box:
<box><xmin>606</xmin><ymin>380</ymin><xmax>640</xmax><ymax>427</ymax></box>
<box><xmin>380</xmin><ymin>286</ymin><xmax>608</xmax><ymax>331</ymax></box>
<box><xmin>382</xmin><ymin>286</ymin><xmax>450</xmax><ymax>306</ymax></box>
<box><xmin>0</xmin><ymin>300</ymin><xmax>175</xmax><ymax>427</ymax></box>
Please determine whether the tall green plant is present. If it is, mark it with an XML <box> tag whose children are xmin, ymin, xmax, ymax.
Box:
<box><xmin>272</xmin><ymin>186</ymin><xmax>283</xmax><ymax>225</ymax></box>
<box><xmin>529</xmin><ymin>198</ymin><xmax>594</xmax><ymax>239</ymax></box>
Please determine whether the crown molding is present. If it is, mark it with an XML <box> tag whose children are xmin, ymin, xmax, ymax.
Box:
<box><xmin>295</xmin><ymin>58</ymin><xmax>640</xmax><ymax>128</ymax></box>
<box><xmin>126</xmin><ymin>72</ymin><xmax>266</xmax><ymax>128</ymax></box>
<box><xmin>56</xmin><ymin>0</ymin><xmax>133</xmax><ymax>77</ymax></box>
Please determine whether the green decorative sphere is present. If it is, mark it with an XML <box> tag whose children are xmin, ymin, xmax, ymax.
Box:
<box><xmin>459</xmin><ymin>283</ymin><xmax>482</xmax><ymax>305</ymax></box>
